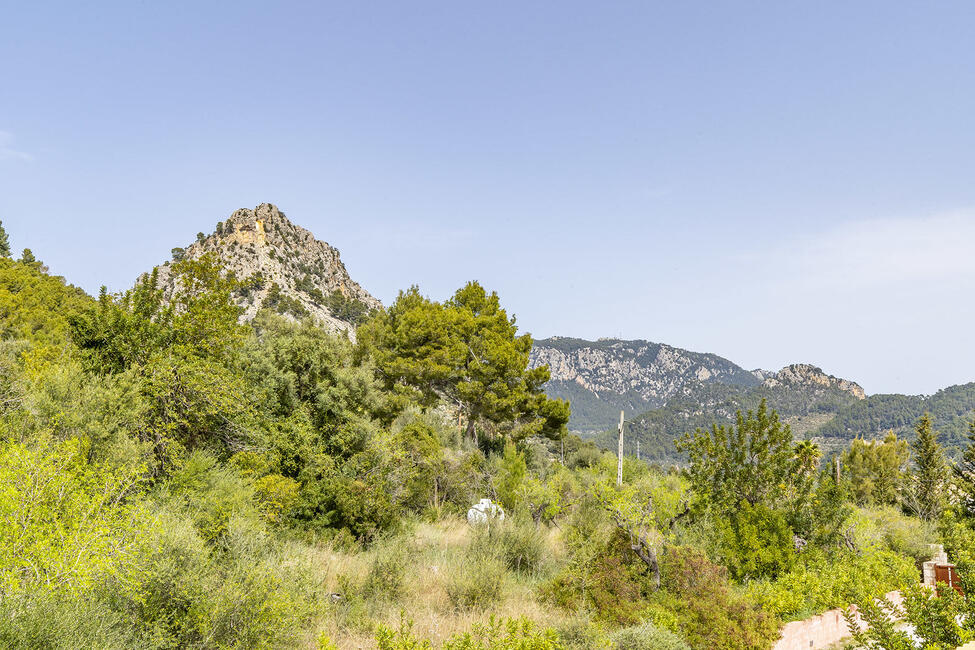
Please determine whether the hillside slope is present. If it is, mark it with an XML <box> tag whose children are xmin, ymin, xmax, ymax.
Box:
<box><xmin>153</xmin><ymin>203</ymin><xmax>380</xmax><ymax>333</ymax></box>
<box><xmin>596</xmin><ymin>363</ymin><xmax>866</xmax><ymax>465</ymax></box>
<box><xmin>529</xmin><ymin>337</ymin><xmax>760</xmax><ymax>432</ymax></box>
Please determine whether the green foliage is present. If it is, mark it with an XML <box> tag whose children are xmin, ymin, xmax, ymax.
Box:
<box><xmin>441</xmin><ymin>618</ymin><xmax>565</xmax><ymax>649</ymax></box>
<box><xmin>0</xmin><ymin>438</ymin><xmax>144</xmax><ymax>596</ymax></box>
<box><xmin>745</xmin><ymin>546</ymin><xmax>918</xmax><ymax>621</ymax></box>
<box><xmin>361</xmin><ymin>540</ymin><xmax>408</xmax><ymax>601</ymax></box>
<box><xmin>841</xmin><ymin>432</ymin><xmax>910</xmax><ymax>505</ymax></box>
<box><xmin>496</xmin><ymin>443</ymin><xmax>528</xmax><ymax>510</ymax></box>
<box><xmin>360</xmin><ymin>282</ymin><xmax>569</xmax><ymax>445</ymax></box>
<box><xmin>649</xmin><ymin>546</ymin><xmax>780</xmax><ymax>650</ymax></box>
<box><xmin>70</xmin><ymin>254</ymin><xmax>246</xmax><ymax>373</ymax></box>
<box><xmin>847</xmin><ymin>583</ymin><xmax>975</xmax><ymax>650</ymax></box>
<box><xmin>610</xmin><ymin>621</ymin><xmax>690</xmax><ymax>650</ymax></box>
<box><xmin>446</xmin><ymin>545</ymin><xmax>507</xmax><ymax>610</ymax></box>
<box><xmin>265</xmin><ymin>281</ymin><xmax>309</xmax><ymax>318</ymax></box>
<box><xmin>957</xmin><ymin>419</ymin><xmax>975</xmax><ymax>514</ymax></box>
<box><xmin>677</xmin><ymin>400</ymin><xmax>795</xmax><ymax>513</ymax></box>
<box><xmin>323</xmin><ymin>289</ymin><xmax>373</xmax><ymax>325</ymax></box>
<box><xmin>471</xmin><ymin>516</ymin><xmax>546</xmax><ymax>575</ymax></box>
<box><xmin>0</xmin><ymin>220</ymin><xmax>9</xmax><ymax>257</ymax></box>
<box><xmin>901</xmin><ymin>583</ymin><xmax>974</xmax><ymax>649</ymax></box>
<box><xmin>0</xmin><ymin>257</ymin><xmax>92</xmax><ymax>345</ymax></box>
<box><xmin>376</xmin><ymin>617</ymin><xmax>565</xmax><ymax>650</ymax></box>
<box><xmin>716</xmin><ymin>500</ymin><xmax>795</xmax><ymax>580</ymax></box>
<box><xmin>817</xmin><ymin>385</ymin><xmax>975</xmax><ymax>457</ymax></box>
<box><xmin>908</xmin><ymin>413</ymin><xmax>949</xmax><ymax>521</ymax></box>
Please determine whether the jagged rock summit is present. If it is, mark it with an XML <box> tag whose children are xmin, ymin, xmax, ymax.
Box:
<box><xmin>156</xmin><ymin>203</ymin><xmax>380</xmax><ymax>333</ymax></box>
<box><xmin>763</xmin><ymin>363</ymin><xmax>866</xmax><ymax>400</ymax></box>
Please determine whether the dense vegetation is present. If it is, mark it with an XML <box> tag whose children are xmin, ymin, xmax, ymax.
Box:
<box><xmin>593</xmin><ymin>378</ymin><xmax>975</xmax><ymax>466</ymax></box>
<box><xmin>593</xmin><ymin>376</ymin><xmax>864</xmax><ymax>465</ymax></box>
<box><xmin>815</xmin><ymin>385</ymin><xmax>975</xmax><ymax>455</ymax></box>
<box><xmin>1</xmin><ymin>220</ymin><xmax>974</xmax><ymax>649</ymax></box>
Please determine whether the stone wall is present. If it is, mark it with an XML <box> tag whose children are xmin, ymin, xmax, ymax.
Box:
<box><xmin>773</xmin><ymin>590</ymin><xmax>903</xmax><ymax>650</ymax></box>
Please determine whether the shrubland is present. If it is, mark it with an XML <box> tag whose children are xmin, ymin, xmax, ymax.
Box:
<box><xmin>0</xmin><ymin>230</ymin><xmax>974</xmax><ymax>649</ymax></box>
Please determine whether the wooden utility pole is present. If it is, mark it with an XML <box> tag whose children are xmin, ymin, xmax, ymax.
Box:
<box><xmin>617</xmin><ymin>411</ymin><xmax>624</xmax><ymax>486</ymax></box>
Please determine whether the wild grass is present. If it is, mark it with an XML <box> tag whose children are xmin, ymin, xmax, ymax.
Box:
<box><xmin>307</xmin><ymin>518</ymin><xmax>570</xmax><ymax>649</ymax></box>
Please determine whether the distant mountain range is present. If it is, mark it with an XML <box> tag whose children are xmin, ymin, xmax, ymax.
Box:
<box><xmin>530</xmin><ymin>337</ymin><xmax>974</xmax><ymax>463</ymax></box>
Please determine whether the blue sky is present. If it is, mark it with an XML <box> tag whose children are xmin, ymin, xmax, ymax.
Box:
<box><xmin>2</xmin><ymin>1</ymin><xmax>974</xmax><ymax>395</ymax></box>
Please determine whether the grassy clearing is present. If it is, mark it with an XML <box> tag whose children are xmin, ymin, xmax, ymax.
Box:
<box><xmin>307</xmin><ymin>518</ymin><xmax>571</xmax><ymax>649</ymax></box>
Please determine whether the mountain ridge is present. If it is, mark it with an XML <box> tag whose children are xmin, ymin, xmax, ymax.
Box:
<box><xmin>529</xmin><ymin>336</ymin><xmax>865</xmax><ymax>433</ymax></box>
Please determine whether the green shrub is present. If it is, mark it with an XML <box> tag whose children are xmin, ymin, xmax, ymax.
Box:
<box><xmin>554</xmin><ymin>616</ymin><xmax>612</xmax><ymax>649</ymax></box>
<box><xmin>854</xmin><ymin>506</ymin><xmax>938</xmax><ymax>563</ymax></box>
<box><xmin>652</xmin><ymin>546</ymin><xmax>780</xmax><ymax>650</ymax></box>
<box><xmin>376</xmin><ymin>616</ymin><xmax>565</xmax><ymax>649</ymax></box>
<box><xmin>442</xmin><ymin>617</ymin><xmax>565</xmax><ymax>649</ymax></box>
<box><xmin>253</xmin><ymin>473</ymin><xmax>300</xmax><ymax>522</ymax></box>
<box><xmin>716</xmin><ymin>500</ymin><xmax>795</xmax><ymax>581</ymax></box>
<box><xmin>361</xmin><ymin>541</ymin><xmax>408</xmax><ymax>601</ymax></box>
<box><xmin>0</xmin><ymin>588</ymin><xmax>139</xmax><ymax>650</ymax></box>
<box><xmin>611</xmin><ymin>622</ymin><xmax>691</xmax><ymax>650</ymax></box>
<box><xmin>745</xmin><ymin>547</ymin><xmax>918</xmax><ymax>620</ymax></box>
<box><xmin>446</xmin><ymin>549</ymin><xmax>506</xmax><ymax>610</ymax></box>
<box><xmin>472</xmin><ymin>516</ymin><xmax>546</xmax><ymax>575</ymax></box>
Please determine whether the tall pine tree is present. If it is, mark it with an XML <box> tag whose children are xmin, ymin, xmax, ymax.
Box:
<box><xmin>910</xmin><ymin>414</ymin><xmax>948</xmax><ymax>521</ymax></box>
<box><xmin>0</xmin><ymin>220</ymin><xmax>9</xmax><ymax>257</ymax></box>
<box><xmin>956</xmin><ymin>420</ymin><xmax>975</xmax><ymax>516</ymax></box>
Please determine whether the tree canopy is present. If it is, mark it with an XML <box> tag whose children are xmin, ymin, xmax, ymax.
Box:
<box><xmin>359</xmin><ymin>282</ymin><xmax>569</xmax><ymax>446</ymax></box>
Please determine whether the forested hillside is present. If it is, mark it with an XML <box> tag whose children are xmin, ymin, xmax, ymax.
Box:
<box><xmin>2</xmin><ymin>214</ymin><xmax>975</xmax><ymax>650</ymax></box>
<box><xmin>593</xmin><ymin>365</ymin><xmax>866</xmax><ymax>465</ymax></box>
<box><xmin>814</xmin><ymin>384</ymin><xmax>975</xmax><ymax>455</ymax></box>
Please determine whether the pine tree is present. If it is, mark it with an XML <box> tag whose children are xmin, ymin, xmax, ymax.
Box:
<box><xmin>0</xmin><ymin>221</ymin><xmax>10</xmax><ymax>257</ymax></box>
<box><xmin>910</xmin><ymin>414</ymin><xmax>948</xmax><ymax>521</ymax></box>
<box><xmin>956</xmin><ymin>420</ymin><xmax>975</xmax><ymax>516</ymax></box>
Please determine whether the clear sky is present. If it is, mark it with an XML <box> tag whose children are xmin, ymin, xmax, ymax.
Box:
<box><xmin>2</xmin><ymin>1</ymin><xmax>974</xmax><ymax>395</ymax></box>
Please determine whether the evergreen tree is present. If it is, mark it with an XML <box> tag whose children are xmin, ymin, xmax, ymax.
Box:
<box><xmin>956</xmin><ymin>419</ymin><xmax>975</xmax><ymax>515</ymax></box>
<box><xmin>0</xmin><ymin>220</ymin><xmax>9</xmax><ymax>257</ymax></box>
<box><xmin>910</xmin><ymin>414</ymin><xmax>948</xmax><ymax>521</ymax></box>
<box><xmin>20</xmin><ymin>248</ymin><xmax>35</xmax><ymax>264</ymax></box>
<box><xmin>840</xmin><ymin>432</ymin><xmax>909</xmax><ymax>505</ymax></box>
<box><xmin>359</xmin><ymin>282</ymin><xmax>569</xmax><ymax>446</ymax></box>
<box><xmin>677</xmin><ymin>400</ymin><xmax>796</xmax><ymax>512</ymax></box>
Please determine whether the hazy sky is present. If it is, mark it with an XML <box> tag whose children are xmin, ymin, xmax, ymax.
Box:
<box><xmin>2</xmin><ymin>2</ymin><xmax>974</xmax><ymax>395</ymax></box>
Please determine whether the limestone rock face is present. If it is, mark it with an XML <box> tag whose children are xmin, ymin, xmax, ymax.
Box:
<box><xmin>529</xmin><ymin>337</ymin><xmax>759</xmax><ymax>404</ymax></box>
<box><xmin>763</xmin><ymin>363</ymin><xmax>866</xmax><ymax>400</ymax></box>
<box><xmin>153</xmin><ymin>203</ymin><xmax>380</xmax><ymax>334</ymax></box>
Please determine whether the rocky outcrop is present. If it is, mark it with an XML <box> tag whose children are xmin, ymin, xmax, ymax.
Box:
<box><xmin>529</xmin><ymin>337</ymin><xmax>761</xmax><ymax>432</ymax></box>
<box><xmin>530</xmin><ymin>337</ymin><xmax>758</xmax><ymax>405</ymax></box>
<box><xmin>153</xmin><ymin>203</ymin><xmax>380</xmax><ymax>334</ymax></box>
<box><xmin>763</xmin><ymin>363</ymin><xmax>866</xmax><ymax>400</ymax></box>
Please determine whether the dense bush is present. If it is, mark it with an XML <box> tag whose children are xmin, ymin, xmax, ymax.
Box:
<box><xmin>745</xmin><ymin>546</ymin><xmax>918</xmax><ymax>620</ymax></box>
<box><xmin>471</xmin><ymin>516</ymin><xmax>546</xmax><ymax>575</ymax></box>
<box><xmin>610</xmin><ymin>621</ymin><xmax>691</xmax><ymax>650</ymax></box>
<box><xmin>446</xmin><ymin>546</ymin><xmax>507</xmax><ymax>610</ymax></box>
<box><xmin>648</xmin><ymin>546</ymin><xmax>780</xmax><ymax>650</ymax></box>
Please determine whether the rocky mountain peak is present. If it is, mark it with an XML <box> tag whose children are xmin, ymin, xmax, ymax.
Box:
<box><xmin>155</xmin><ymin>203</ymin><xmax>381</xmax><ymax>333</ymax></box>
<box><xmin>763</xmin><ymin>363</ymin><xmax>866</xmax><ymax>400</ymax></box>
